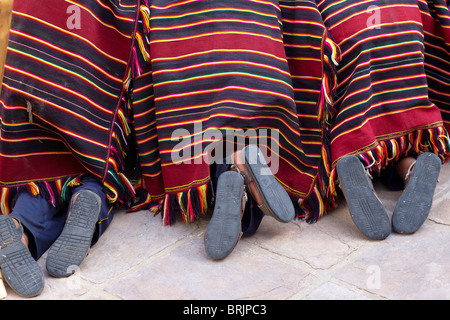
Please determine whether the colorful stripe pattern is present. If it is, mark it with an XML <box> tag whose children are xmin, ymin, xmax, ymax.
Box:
<box><xmin>0</xmin><ymin>0</ymin><xmax>143</xmax><ymax>211</ymax></box>
<box><xmin>420</xmin><ymin>0</ymin><xmax>450</xmax><ymax>131</ymax></box>
<box><xmin>131</xmin><ymin>0</ymin><xmax>338</xmax><ymax>223</ymax></box>
<box><xmin>316</xmin><ymin>0</ymin><xmax>450</xmax><ymax>207</ymax></box>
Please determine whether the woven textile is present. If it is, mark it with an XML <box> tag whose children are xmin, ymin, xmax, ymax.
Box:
<box><xmin>132</xmin><ymin>0</ymin><xmax>339</xmax><ymax>224</ymax></box>
<box><xmin>0</xmin><ymin>0</ymin><xmax>146</xmax><ymax>212</ymax></box>
<box><xmin>420</xmin><ymin>0</ymin><xmax>450</xmax><ymax>131</ymax></box>
<box><xmin>1</xmin><ymin>0</ymin><xmax>339</xmax><ymax>223</ymax></box>
<box><xmin>316</xmin><ymin>0</ymin><xmax>450</xmax><ymax>207</ymax></box>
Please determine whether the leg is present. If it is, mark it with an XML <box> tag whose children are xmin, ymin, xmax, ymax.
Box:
<box><xmin>395</xmin><ymin>157</ymin><xmax>417</xmax><ymax>183</ymax></box>
<box><xmin>74</xmin><ymin>176</ymin><xmax>115</xmax><ymax>246</ymax></box>
<box><xmin>12</xmin><ymin>218</ymin><xmax>29</xmax><ymax>248</ymax></box>
<box><xmin>0</xmin><ymin>191</ymin><xmax>59</xmax><ymax>297</ymax></box>
<box><xmin>11</xmin><ymin>191</ymin><xmax>65</xmax><ymax>259</ymax></box>
<box><xmin>46</xmin><ymin>176</ymin><xmax>114</xmax><ymax>277</ymax></box>
<box><xmin>233</xmin><ymin>145</ymin><xmax>295</xmax><ymax>223</ymax></box>
<box><xmin>337</xmin><ymin>155</ymin><xmax>391</xmax><ymax>240</ymax></box>
<box><xmin>204</xmin><ymin>171</ymin><xmax>246</xmax><ymax>260</ymax></box>
<box><xmin>210</xmin><ymin>159</ymin><xmax>265</xmax><ymax>235</ymax></box>
<box><xmin>241</xmin><ymin>197</ymin><xmax>265</xmax><ymax>235</ymax></box>
<box><xmin>0</xmin><ymin>214</ymin><xmax>44</xmax><ymax>298</ymax></box>
<box><xmin>204</xmin><ymin>157</ymin><xmax>265</xmax><ymax>260</ymax></box>
<box><xmin>392</xmin><ymin>153</ymin><xmax>441</xmax><ymax>234</ymax></box>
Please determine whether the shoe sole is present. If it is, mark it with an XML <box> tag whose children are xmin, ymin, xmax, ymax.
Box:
<box><xmin>0</xmin><ymin>215</ymin><xmax>44</xmax><ymax>298</ymax></box>
<box><xmin>46</xmin><ymin>190</ymin><xmax>101</xmax><ymax>277</ymax></box>
<box><xmin>392</xmin><ymin>153</ymin><xmax>441</xmax><ymax>234</ymax></box>
<box><xmin>336</xmin><ymin>155</ymin><xmax>391</xmax><ymax>240</ymax></box>
<box><xmin>205</xmin><ymin>171</ymin><xmax>244</xmax><ymax>260</ymax></box>
<box><xmin>243</xmin><ymin>145</ymin><xmax>295</xmax><ymax>223</ymax></box>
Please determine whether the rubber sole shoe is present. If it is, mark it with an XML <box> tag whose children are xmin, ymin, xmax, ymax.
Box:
<box><xmin>0</xmin><ymin>215</ymin><xmax>44</xmax><ymax>298</ymax></box>
<box><xmin>237</xmin><ymin>145</ymin><xmax>295</xmax><ymax>223</ymax></box>
<box><xmin>392</xmin><ymin>152</ymin><xmax>441</xmax><ymax>234</ymax></box>
<box><xmin>205</xmin><ymin>171</ymin><xmax>246</xmax><ymax>260</ymax></box>
<box><xmin>337</xmin><ymin>155</ymin><xmax>391</xmax><ymax>240</ymax></box>
<box><xmin>46</xmin><ymin>190</ymin><xmax>101</xmax><ymax>277</ymax></box>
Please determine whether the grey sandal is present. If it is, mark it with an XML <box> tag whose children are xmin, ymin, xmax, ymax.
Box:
<box><xmin>46</xmin><ymin>190</ymin><xmax>101</xmax><ymax>277</ymax></box>
<box><xmin>205</xmin><ymin>171</ymin><xmax>247</xmax><ymax>260</ymax></box>
<box><xmin>234</xmin><ymin>145</ymin><xmax>295</xmax><ymax>223</ymax></box>
<box><xmin>0</xmin><ymin>215</ymin><xmax>44</xmax><ymax>298</ymax></box>
<box><xmin>337</xmin><ymin>155</ymin><xmax>391</xmax><ymax>240</ymax></box>
<box><xmin>392</xmin><ymin>152</ymin><xmax>441</xmax><ymax>234</ymax></box>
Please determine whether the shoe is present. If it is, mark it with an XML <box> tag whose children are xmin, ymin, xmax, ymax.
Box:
<box><xmin>392</xmin><ymin>152</ymin><xmax>441</xmax><ymax>234</ymax></box>
<box><xmin>0</xmin><ymin>215</ymin><xmax>44</xmax><ymax>298</ymax></box>
<box><xmin>205</xmin><ymin>171</ymin><xmax>247</xmax><ymax>260</ymax></box>
<box><xmin>46</xmin><ymin>190</ymin><xmax>101</xmax><ymax>277</ymax></box>
<box><xmin>336</xmin><ymin>155</ymin><xmax>391</xmax><ymax>240</ymax></box>
<box><xmin>233</xmin><ymin>145</ymin><xmax>295</xmax><ymax>223</ymax></box>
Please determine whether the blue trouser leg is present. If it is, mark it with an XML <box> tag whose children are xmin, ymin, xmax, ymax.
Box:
<box><xmin>73</xmin><ymin>176</ymin><xmax>114</xmax><ymax>246</ymax></box>
<box><xmin>11</xmin><ymin>192</ymin><xmax>64</xmax><ymax>260</ymax></box>
<box><xmin>10</xmin><ymin>176</ymin><xmax>114</xmax><ymax>260</ymax></box>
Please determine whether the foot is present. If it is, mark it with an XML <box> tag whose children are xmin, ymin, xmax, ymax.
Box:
<box><xmin>204</xmin><ymin>171</ymin><xmax>246</xmax><ymax>260</ymax></box>
<box><xmin>392</xmin><ymin>153</ymin><xmax>441</xmax><ymax>234</ymax></box>
<box><xmin>232</xmin><ymin>145</ymin><xmax>295</xmax><ymax>223</ymax></box>
<box><xmin>0</xmin><ymin>215</ymin><xmax>44</xmax><ymax>297</ymax></box>
<box><xmin>337</xmin><ymin>155</ymin><xmax>391</xmax><ymax>240</ymax></box>
<box><xmin>46</xmin><ymin>190</ymin><xmax>101</xmax><ymax>277</ymax></box>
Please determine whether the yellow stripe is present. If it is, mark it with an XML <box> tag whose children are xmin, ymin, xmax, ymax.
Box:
<box><xmin>5</xmin><ymin>67</ymin><xmax>114</xmax><ymax>119</ymax></box>
<box><xmin>149</xmin><ymin>30</ymin><xmax>282</xmax><ymax>45</ymax></box>
<box><xmin>13</xmin><ymin>11</ymin><xmax>128</xmax><ymax>65</ymax></box>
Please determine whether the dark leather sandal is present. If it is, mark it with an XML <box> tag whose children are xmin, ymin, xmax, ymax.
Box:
<box><xmin>204</xmin><ymin>171</ymin><xmax>247</xmax><ymax>260</ymax></box>
<box><xmin>337</xmin><ymin>155</ymin><xmax>391</xmax><ymax>240</ymax></box>
<box><xmin>46</xmin><ymin>189</ymin><xmax>101</xmax><ymax>277</ymax></box>
<box><xmin>392</xmin><ymin>152</ymin><xmax>441</xmax><ymax>234</ymax></box>
<box><xmin>0</xmin><ymin>215</ymin><xmax>44</xmax><ymax>297</ymax></box>
<box><xmin>233</xmin><ymin>145</ymin><xmax>295</xmax><ymax>223</ymax></box>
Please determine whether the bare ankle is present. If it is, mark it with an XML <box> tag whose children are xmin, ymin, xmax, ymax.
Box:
<box><xmin>395</xmin><ymin>157</ymin><xmax>416</xmax><ymax>182</ymax></box>
<box><xmin>12</xmin><ymin>218</ymin><xmax>29</xmax><ymax>248</ymax></box>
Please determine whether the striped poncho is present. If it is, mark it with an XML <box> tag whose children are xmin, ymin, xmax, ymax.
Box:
<box><xmin>131</xmin><ymin>0</ymin><xmax>340</xmax><ymax>224</ymax></box>
<box><xmin>420</xmin><ymin>0</ymin><xmax>450</xmax><ymax>132</ymax></box>
<box><xmin>0</xmin><ymin>0</ymin><xmax>148</xmax><ymax>211</ymax></box>
<box><xmin>1</xmin><ymin>0</ymin><xmax>339</xmax><ymax>223</ymax></box>
<box><xmin>315</xmin><ymin>0</ymin><xmax>450</xmax><ymax>208</ymax></box>
<box><xmin>3</xmin><ymin>0</ymin><xmax>450</xmax><ymax>225</ymax></box>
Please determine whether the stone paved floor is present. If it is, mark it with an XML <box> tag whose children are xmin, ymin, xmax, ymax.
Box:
<box><xmin>3</xmin><ymin>163</ymin><xmax>450</xmax><ymax>300</ymax></box>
